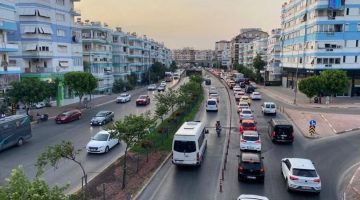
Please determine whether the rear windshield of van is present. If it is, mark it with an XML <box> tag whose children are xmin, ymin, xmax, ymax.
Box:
<box><xmin>275</xmin><ymin>125</ymin><xmax>293</xmax><ymax>135</ymax></box>
<box><xmin>207</xmin><ymin>100</ymin><xmax>217</xmax><ymax>105</ymax></box>
<box><xmin>174</xmin><ymin>141</ymin><xmax>196</xmax><ymax>153</ymax></box>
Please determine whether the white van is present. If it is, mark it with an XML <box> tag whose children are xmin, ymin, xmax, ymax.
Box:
<box><xmin>206</xmin><ymin>99</ymin><xmax>218</xmax><ymax>112</ymax></box>
<box><xmin>172</xmin><ymin>121</ymin><xmax>208</xmax><ymax>166</ymax></box>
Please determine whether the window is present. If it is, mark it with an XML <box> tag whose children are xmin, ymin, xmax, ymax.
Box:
<box><xmin>56</xmin><ymin>13</ymin><xmax>65</xmax><ymax>22</ymax></box>
<box><xmin>335</xmin><ymin>58</ymin><xmax>341</xmax><ymax>64</ymax></box>
<box><xmin>357</xmin><ymin>40</ymin><xmax>359</xmax><ymax>47</ymax></box>
<box><xmin>323</xmin><ymin>58</ymin><xmax>329</xmax><ymax>64</ymax></box>
<box><xmin>57</xmin><ymin>45</ymin><xmax>67</xmax><ymax>53</ymax></box>
<box><xmin>356</xmin><ymin>56</ymin><xmax>358</xmax><ymax>63</ymax></box>
<box><xmin>57</xmin><ymin>29</ymin><xmax>65</xmax><ymax>37</ymax></box>
<box><xmin>329</xmin><ymin>58</ymin><xmax>334</xmax><ymax>64</ymax></box>
<box><xmin>343</xmin><ymin>56</ymin><xmax>346</xmax><ymax>63</ymax></box>
<box><xmin>173</xmin><ymin>141</ymin><xmax>196</xmax><ymax>153</ymax></box>
<box><xmin>345</xmin><ymin>23</ymin><xmax>350</xmax><ymax>32</ymax></box>
<box><xmin>317</xmin><ymin>58</ymin><xmax>322</xmax><ymax>64</ymax></box>
<box><xmin>358</xmin><ymin>24</ymin><xmax>360</xmax><ymax>32</ymax></box>
<box><xmin>198</xmin><ymin>130</ymin><xmax>205</xmax><ymax>148</ymax></box>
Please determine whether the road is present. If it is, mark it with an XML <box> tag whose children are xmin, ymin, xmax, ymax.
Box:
<box><xmin>138</xmin><ymin>73</ymin><xmax>360</xmax><ymax>200</ymax></box>
<box><xmin>0</xmin><ymin>78</ymin><xmax>185</xmax><ymax>194</ymax></box>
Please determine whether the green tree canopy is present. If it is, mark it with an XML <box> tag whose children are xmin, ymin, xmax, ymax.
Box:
<box><xmin>0</xmin><ymin>166</ymin><xmax>69</xmax><ymax>200</ymax></box>
<box><xmin>127</xmin><ymin>72</ymin><xmax>138</xmax><ymax>86</ymax></box>
<box><xmin>320</xmin><ymin>69</ymin><xmax>349</xmax><ymax>96</ymax></box>
<box><xmin>169</xmin><ymin>61</ymin><xmax>178</xmax><ymax>72</ymax></box>
<box><xmin>234</xmin><ymin>64</ymin><xmax>256</xmax><ymax>80</ymax></box>
<box><xmin>299</xmin><ymin>76</ymin><xmax>323</xmax><ymax>100</ymax></box>
<box><xmin>253</xmin><ymin>53</ymin><xmax>266</xmax><ymax>72</ymax></box>
<box><xmin>64</xmin><ymin>72</ymin><xmax>98</xmax><ymax>103</ymax></box>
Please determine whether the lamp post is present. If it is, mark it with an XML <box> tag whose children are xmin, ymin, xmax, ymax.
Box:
<box><xmin>293</xmin><ymin>46</ymin><xmax>301</xmax><ymax>105</ymax></box>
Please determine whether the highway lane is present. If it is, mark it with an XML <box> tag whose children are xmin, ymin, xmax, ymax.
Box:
<box><xmin>138</xmin><ymin>74</ymin><xmax>230</xmax><ymax>200</ymax></box>
<box><xmin>0</xmin><ymin>79</ymin><xmax>185</xmax><ymax>193</ymax></box>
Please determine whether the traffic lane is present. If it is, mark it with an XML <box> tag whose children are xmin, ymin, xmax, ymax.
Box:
<box><xmin>220</xmin><ymin>91</ymin><xmax>320</xmax><ymax>200</ymax></box>
<box><xmin>0</xmin><ymin>80</ymin><xmax>180</xmax><ymax>188</ymax></box>
<box><xmin>138</xmin><ymin>76</ymin><xmax>229</xmax><ymax>200</ymax></box>
<box><xmin>303</xmin><ymin>131</ymin><xmax>360</xmax><ymax>200</ymax></box>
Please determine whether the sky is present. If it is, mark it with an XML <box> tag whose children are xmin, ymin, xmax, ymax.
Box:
<box><xmin>76</xmin><ymin>0</ymin><xmax>285</xmax><ymax>50</ymax></box>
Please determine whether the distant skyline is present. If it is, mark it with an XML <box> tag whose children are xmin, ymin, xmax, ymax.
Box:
<box><xmin>76</xmin><ymin>0</ymin><xmax>285</xmax><ymax>49</ymax></box>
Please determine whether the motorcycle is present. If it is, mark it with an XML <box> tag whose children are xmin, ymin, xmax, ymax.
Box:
<box><xmin>216</xmin><ymin>121</ymin><xmax>221</xmax><ymax>137</ymax></box>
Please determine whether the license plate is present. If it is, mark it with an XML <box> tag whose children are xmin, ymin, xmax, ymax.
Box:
<box><xmin>247</xmin><ymin>176</ymin><xmax>256</xmax><ymax>179</ymax></box>
<box><xmin>302</xmin><ymin>186</ymin><xmax>311</xmax><ymax>190</ymax></box>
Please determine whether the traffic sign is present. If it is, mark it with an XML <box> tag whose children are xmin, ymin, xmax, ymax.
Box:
<box><xmin>309</xmin><ymin>126</ymin><xmax>316</xmax><ymax>136</ymax></box>
<box><xmin>309</xmin><ymin>119</ymin><xmax>317</xmax><ymax>126</ymax></box>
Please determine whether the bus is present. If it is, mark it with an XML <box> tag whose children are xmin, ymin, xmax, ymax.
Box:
<box><xmin>165</xmin><ymin>72</ymin><xmax>173</xmax><ymax>82</ymax></box>
<box><xmin>0</xmin><ymin>115</ymin><xmax>32</xmax><ymax>152</ymax></box>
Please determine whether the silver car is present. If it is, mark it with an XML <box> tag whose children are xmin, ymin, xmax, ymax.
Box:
<box><xmin>239</xmin><ymin>108</ymin><xmax>254</xmax><ymax>122</ymax></box>
<box><xmin>90</xmin><ymin>111</ymin><xmax>114</xmax><ymax>126</ymax></box>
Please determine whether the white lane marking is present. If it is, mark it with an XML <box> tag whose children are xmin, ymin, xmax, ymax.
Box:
<box><xmin>320</xmin><ymin>114</ymin><xmax>337</xmax><ymax>134</ymax></box>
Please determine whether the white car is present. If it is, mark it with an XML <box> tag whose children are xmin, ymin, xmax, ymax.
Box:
<box><xmin>233</xmin><ymin>86</ymin><xmax>242</xmax><ymax>93</ymax></box>
<box><xmin>147</xmin><ymin>84</ymin><xmax>157</xmax><ymax>91</ymax></box>
<box><xmin>281</xmin><ymin>158</ymin><xmax>321</xmax><ymax>193</ymax></box>
<box><xmin>34</xmin><ymin>102</ymin><xmax>46</xmax><ymax>109</ymax></box>
<box><xmin>206</xmin><ymin>99</ymin><xmax>218</xmax><ymax>112</ymax></box>
<box><xmin>237</xmin><ymin>194</ymin><xmax>269</xmax><ymax>200</ymax></box>
<box><xmin>161</xmin><ymin>81</ymin><xmax>166</xmax><ymax>85</ymax></box>
<box><xmin>116</xmin><ymin>93</ymin><xmax>131</xmax><ymax>103</ymax></box>
<box><xmin>240</xmin><ymin>131</ymin><xmax>261</xmax><ymax>152</ymax></box>
<box><xmin>239</xmin><ymin>108</ymin><xmax>254</xmax><ymax>122</ymax></box>
<box><xmin>209</xmin><ymin>93</ymin><xmax>219</xmax><ymax>102</ymax></box>
<box><xmin>235</xmin><ymin>91</ymin><xmax>245</xmax><ymax>101</ymax></box>
<box><xmin>250</xmin><ymin>92</ymin><xmax>262</xmax><ymax>100</ymax></box>
<box><xmin>237</xmin><ymin>102</ymin><xmax>250</xmax><ymax>113</ymax></box>
<box><xmin>86</xmin><ymin>130</ymin><xmax>119</xmax><ymax>154</ymax></box>
<box><xmin>261</xmin><ymin>102</ymin><xmax>276</xmax><ymax>115</ymax></box>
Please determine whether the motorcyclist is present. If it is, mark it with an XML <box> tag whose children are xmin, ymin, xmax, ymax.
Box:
<box><xmin>216</xmin><ymin>121</ymin><xmax>222</xmax><ymax>136</ymax></box>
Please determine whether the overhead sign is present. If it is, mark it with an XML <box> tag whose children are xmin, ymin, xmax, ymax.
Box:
<box><xmin>328</xmin><ymin>0</ymin><xmax>345</xmax><ymax>9</ymax></box>
<box><xmin>309</xmin><ymin>119</ymin><xmax>317</xmax><ymax>127</ymax></box>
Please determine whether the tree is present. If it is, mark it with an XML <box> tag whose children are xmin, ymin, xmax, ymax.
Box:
<box><xmin>169</xmin><ymin>61</ymin><xmax>178</xmax><ymax>72</ymax></box>
<box><xmin>253</xmin><ymin>53</ymin><xmax>266</xmax><ymax>82</ymax></box>
<box><xmin>234</xmin><ymin>64</ymin><xmax>256</xmax><ymax>80</ymax></box>
<box><xmin>189</xmin><ymin>74</ymin><xmax>203</xmax><ymax>86</ymax></box>
<box><xmin>108</xmin><ymin>113</ymin><xmax>154</xmax><ymax>189</ymax></box>
<box><xmin>298</xmin><ymin>76</ymin><xmax>323</xmax><ymax>102</ymax></box>
<box><xmin>7</xmin><ymin>78</ymin><xmax>49</xmax><ymax>115</ymax></box>
<box><xmin>64</xmin><ymin>72</ymin><xmax>98</xmax><ymax>104</ymax></box>
<box><xmin>165</xmin><ymin>89</ymin><xmax>178</xmax><ymax>113</ymax></box>
<box><xmin>127</xmin><ymin>72</ymin><xmax>138</xmax><ymax>87</ymax></box>
<box><xmin>36</xmin><ymin>141</ymin><xmax>87</xmax><ymax>191</ymax></box>
<box><xmin>155</xmin><ymin>102</ymin><xmax>168</xmax><ymax>122</ymax></box>
<box><xmin>112</xmin><ymin>79</ymin><xmax>133</xmax><ymax>93</ymax></box>
<box><xmin>320</xmin><ymin>69</ymin><xmax>349</xmax><ymax>97</ymax></box>
<box><xmin>0</xmin><ymin>166</ymin><xmax>69</xmax><ymax>200</ymax></box>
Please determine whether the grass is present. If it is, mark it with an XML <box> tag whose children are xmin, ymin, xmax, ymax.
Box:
<box><xmin>132</xmin><ymin>87</ymin><xmax>205</xmax><ymax>153</ymax></box>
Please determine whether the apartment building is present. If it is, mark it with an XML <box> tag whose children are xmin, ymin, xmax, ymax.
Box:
<box><xmin>266</xmin><ymin>28</ymin><xmax>282</xmax><ymax>81</ymax></box>
<box><xmin>230</xmin><ymin>28</ymin><xmax>269</xmax><ymax>67</ymax></box>
<box><xmin>8</xmin><ymin>0</ymin><xmax>83</xmax><ymax>82</ymax></box>
<box><xmin>0</xmin><ymin>0</ymin><xmax>19</xmax><ymax>93</ymax></box>
<box><xmin>172</xmin><ymin>47</ymin><xmax>196</xmax><ymax>65</ymax></box>
<box><xmin>215</xmin><ymin>40</ymin><xmax>231</xmax><ymax>68</ymax></box>
<box><xmin>241</xmin><ymin>37</ymin><xmax>268</xmax><ymax>68</ymax></box>
<box><xmin>195</xmin><ymin>50</ymin><xmax>214</xmax><ymax>67</ymax></box>
<box><xmin>281</xmin><ymin>0</ymin><xmax>360</xmax><ymax>97</ymax></box>
<box><xmin>80</xmin><ymin>20</ymin><xmax>113</xmax><ymax>93</ymax></box>
<box><xmin>112</xmin><ymin>27</ymin><xmax>129</xmax><ymax>81</ymax></box>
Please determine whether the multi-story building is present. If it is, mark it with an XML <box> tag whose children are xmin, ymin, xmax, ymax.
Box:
<box><xmin>195</xmin><ymin>50</ymin><xmax>214</xmax><ymax>67</ymax></box>
<box><xmin>241</xmin><ymin>37</ymin><xmax>268</xmax><ymax>68</ymax></box>
<box><xmin>0</xmin><ymin>0</ymin><xmax>19</xmax><ymax>94</ymax></box>
<box><xmin>8</xmin><ymin>0</ymin><xmax>83</xmax><ymax>83</ymax></box>
<box><xmin>266</xmin><ymin>28</ymin><xmax>282</xmax><ymax>81</ymax></box>
<box><xmin>112</xmin><ymin>27</ymin><xmax>129</xmax><ymax>81</ymax></box>
<box><xmin>281</xmin><ymin>0</ymin><xmax>360</xmax><ymax>97</ymax></box>
<box><xmin>172</xmin><ymin>47</ymin><xmax>196</xmax><ymax>65</ymax></box>
<box><xmin>215</xmin><ymin>40</ymin><xmax>231</xmax><ymax>68</ymax></box>
<box><xmin>80</xmin><ymin>20</ymin><xmax>113</xmax><ymax>93</ymax></box>
<box><xmin>230</xmin><ymin>28</ymin><xmax>269</xmax><ymax>67</ymax></box>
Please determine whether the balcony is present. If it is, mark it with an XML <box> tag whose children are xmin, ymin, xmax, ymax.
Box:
<box><xmin>22</xmin><ymin>51</ymin><xmax>53</xmax><ymax>58</ymax></box>
<box><xmin>0</xmin><ymin>65</ymin><xmax>21</xmax><ymax>74</ymax></box>
<box><xmin>0</xmin><ymin>43</ymin><xmax>18</xmax><ymax>52</ymax></box>
<box><xmin>70</xmin><ymin>8</ymin><xmax>81</xmax><ymax>16</ymax></box>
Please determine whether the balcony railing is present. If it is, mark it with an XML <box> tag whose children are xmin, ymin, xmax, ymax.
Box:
<box><xmin>22</xmin><ymin>51</ymin><xmax>53</xmax><ymax>57</ymax></box>
<box><xmin>0</xmin><ymin>43</ymin><xmax>18</xmax><ymax>52</ymax></box>
<box><xmin>70</xmin><ymin>8</ymin><xmax>81</xmax><ymax>16</ymax></box>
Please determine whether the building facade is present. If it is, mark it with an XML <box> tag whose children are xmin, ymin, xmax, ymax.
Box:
<box><xmin>8</xmin><ymin>0</ymin><xmax>83</xmax><ymax>82</ymax></box>
<box><xmin>0</xmin><ymin>0</ymin><xmax>19</xmax><ymax>93</ymax></box>
<box><xmin>112</xmin><ymin>27</ymin><xmax>129</xmax><ymax>81</ymax></box>
<box><xmin>281</xmin><ymin>0</ymin><xmax>360</xmax><ymax>97</ymax></box>
<box><xmin>240</xmin><ymin>37</ymin><xmax>268</xmax><ymax>68</ymax></box>
<box><xmin>172</xmin><ymin>47</ymin><xmax>195</xmax><ymax>66</ymax></box>
<box><xmin>266</xmin><ymin>28</ymin><xmax>282</xmax><ymax>81</ymax></box>
<box><xmin>195</xmin><ymin>50</ymin><xmax>214</xmax><ymax>67</ymax></box>
<box><xmin>215</xmin><ymin>40</ymin><xmax>231</xmax><ymax>68</ymax></box>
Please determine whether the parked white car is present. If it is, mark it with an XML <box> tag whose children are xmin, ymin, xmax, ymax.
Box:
<box><xmin>250</xmin><ymin>92</ymin><xmax>262</xmax><ymax>100</ymax></box>
<box><xmin>86</xmin><ymin>130</ymin><xmax>119</xmax><ymax>154</ymax></box>
<box><xmin>281</xmin><ymin>158</ymin><xmax>321</xmax><ymax>193</ymax></box>
<box><xmin>237</xmin><ymin>195</ymin><xmax>269</xmax><ymax>200</ymax></box>
<box><xmin>240</xmin><ymin>131</ymin><xmax>261</xmax><ymax>152</ymax></box>
<box><xmin>34</xmin><ymin>102</ymin><xmax>46</xmax><ymax>109</ymax></box>
<box><xmin>261</xmin><ymin>102</ymin><xmax>276</xmax><ymax>115</ymax></box>
<box><xmin>116</xmin><ymin>93</ymin><xmax>131</xmax><ymax>103</ymax></box>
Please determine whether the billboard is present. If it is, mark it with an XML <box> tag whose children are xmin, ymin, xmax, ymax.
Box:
<box><xmin>329</xmin><ymin>0</ymin><xmax>345</xmax><ymax>9</ymax></box>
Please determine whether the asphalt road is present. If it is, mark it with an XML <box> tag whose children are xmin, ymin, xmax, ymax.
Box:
<box><xmin>0</xmin><ymin>78</ymin><xmax>185</xmax><ymax>194</ymax></box>
<box><xmin>138</xmin><ymin>74</ymin><xmax>360</xmax><ymax>200</ymax></box>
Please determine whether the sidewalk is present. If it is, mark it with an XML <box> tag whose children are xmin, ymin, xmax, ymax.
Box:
<box><xmin>260</xmin><ymin>86</ymin><xmax>360</xmax><ymax>109</ymax></box>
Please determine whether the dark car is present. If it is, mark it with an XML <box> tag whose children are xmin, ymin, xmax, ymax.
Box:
<box><xmin>136</xmin><ymin>95</ymin><xmax>150</xmax><ymax>106</ymax></box>
<box><xmin>240</xmin><ymin>82</ymin><xmax>246</xmax><ymax>88</ymax></box>
<box><xmin>237</xmin><ymin>152</ymin><xmax>264</xmax><ymax>182</ymax></box>
<box><xmin>205</xmin><ymin>78</ymin><xmax>211</xmax><ymax>85</ymax></box>
<box><xmin>90</xmin><ymin>111</ymin><xmax>114</xmax><ymax>126</ymax></box>
<box><xmin>268</xmin><ymin>119</ymin><xmax>294</xmax><ymax>143</ymax></box>
<box><xmin>245</xmin><ymin>85</ymin><xmax>255</xmax><ymax>94</ymax></box>
<box><xmin>55</xmin><ymin>109</ymin><xmax>81</xmax><ymax>124</ymax></box>
<box><xmin>157</xmin><ymin>85</ymin><xmax>166</xmax><ymax>92</ymax></box>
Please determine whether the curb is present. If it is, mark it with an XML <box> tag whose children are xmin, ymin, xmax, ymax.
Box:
<box><xmin>337</xmin><ymin>128</ymin><xmax>360</xmax><ymax>135</ymax></box>
<box><xmin>132</xmin><ymin>153</ymin><xmax>172</xmax><ymax>200</ymax></box>
<box><xmin>344</xmin><ymin>165</ymin><xmax>360</xmax><ymax>200</ymax></box>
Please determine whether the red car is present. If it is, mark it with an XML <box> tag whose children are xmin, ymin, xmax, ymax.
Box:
<box><xmin>240</xmin><ymin>119</ymin><xmax>257</xmax><ymax>134</ymax></box>
<box><xmin>55</xmin><ymin>109</ymin><xmax>81</xmax><ymax>124</ymax></box>
<box><xmin>136</xmin><ymin>95</ymin><xmax>150</xmax><ymax>106</ymax></box>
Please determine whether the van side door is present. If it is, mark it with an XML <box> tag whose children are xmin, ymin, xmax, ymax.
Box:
<box><xmin>1</xmin><ymin>123</ymin><xmax>15</xmax><ymax>149</ymax></box>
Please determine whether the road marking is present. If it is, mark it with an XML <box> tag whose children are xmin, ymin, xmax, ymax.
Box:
<box><xmin>320</xmin><ymin>114</ymin><xmax>337</xmax><ymax>134</ymax></box>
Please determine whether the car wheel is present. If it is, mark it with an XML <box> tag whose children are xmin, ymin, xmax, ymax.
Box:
<box><xmin>17</xmin><ymin>138</ymin><xmax>24</xmax><ymax>146</ymax></box>
<box><xmin>105</xmin><ymin>146</ymin><xmax>110</xmax><ymax>153</ymax></box>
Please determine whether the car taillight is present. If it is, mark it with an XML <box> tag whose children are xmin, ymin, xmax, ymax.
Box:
<box><xmin>290</xmin><ymin>176</ymin><xmax>298</xmax><ymax>181</ymax></box>
<box><xmin>260</xmin><ymin>168</ymin><xmax>264</xmax><ymax>173</ymax></box>
<box><xmin>272</xmin><ymin>131</ymin><xmax>276</xmax><ymax>137</ymax></box>
<box><xmin>240</xmin><ymin>126</ymin><xmax>243</xmax><ymax>133</ymax></box>
<box><xmin>196</xmin><ymin>153</ymin><xmax>200</xmax><ymax>161</ymax></box>
<box><xmin>239</xmin><ymin>166</ymin><xmax>244</xmax><ymax>172</ymax></box>
<box><xmin>313</xmin><ymin>178</ymin><xmax>321</xmax><ymax>183</ymax></box>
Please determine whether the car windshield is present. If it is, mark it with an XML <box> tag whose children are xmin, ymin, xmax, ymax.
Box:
<box><xmin>173</xmin><ymin>141</ymin><xmax>196</xmax><ymax>153</ymax></box>
<box><xmin>139</xmin><ymin>96</ymin><xmax>147</xmax><ymax>99</ymax></box>
<box><xmin>243</xmin><ymin>135</ymin><xmax>259</xmax><ymax>141</ymax></box>
<box><xmin>93</xmin><ymin>133</ymin><xmax>109</xmax><ymax>141</ymax></box>
<box><xmin>242</xmin><ymin>122</ymin><xmax>255</xmax><ymax>127</ymax></box>
<box><xmin>120</xmin><ymin>94</ymin><xmax>128</xmax><ymax>97</ymax></box>
<box><xmin>207</xmin><ymin>100</ymin><xmax>216</xmax><ymax>105</ymax></box>
<box><xmin>292</xmin><ymin>169</ymin><xmax>317</xmax><ymax>177</ymax></box>
<box><xmin>242</xmin><ymin>110</ymin><xmax>252</xmax><ymax>114</ymax></box>
<box><xmin>61</xmin><ymin>112</ymin><xmax>71</xmax><ymax>116</ymax></box>
<box><xmin>96</xmin><ymin>112</ymin><xmax>107</xmax><ymax>117</ymax></box>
